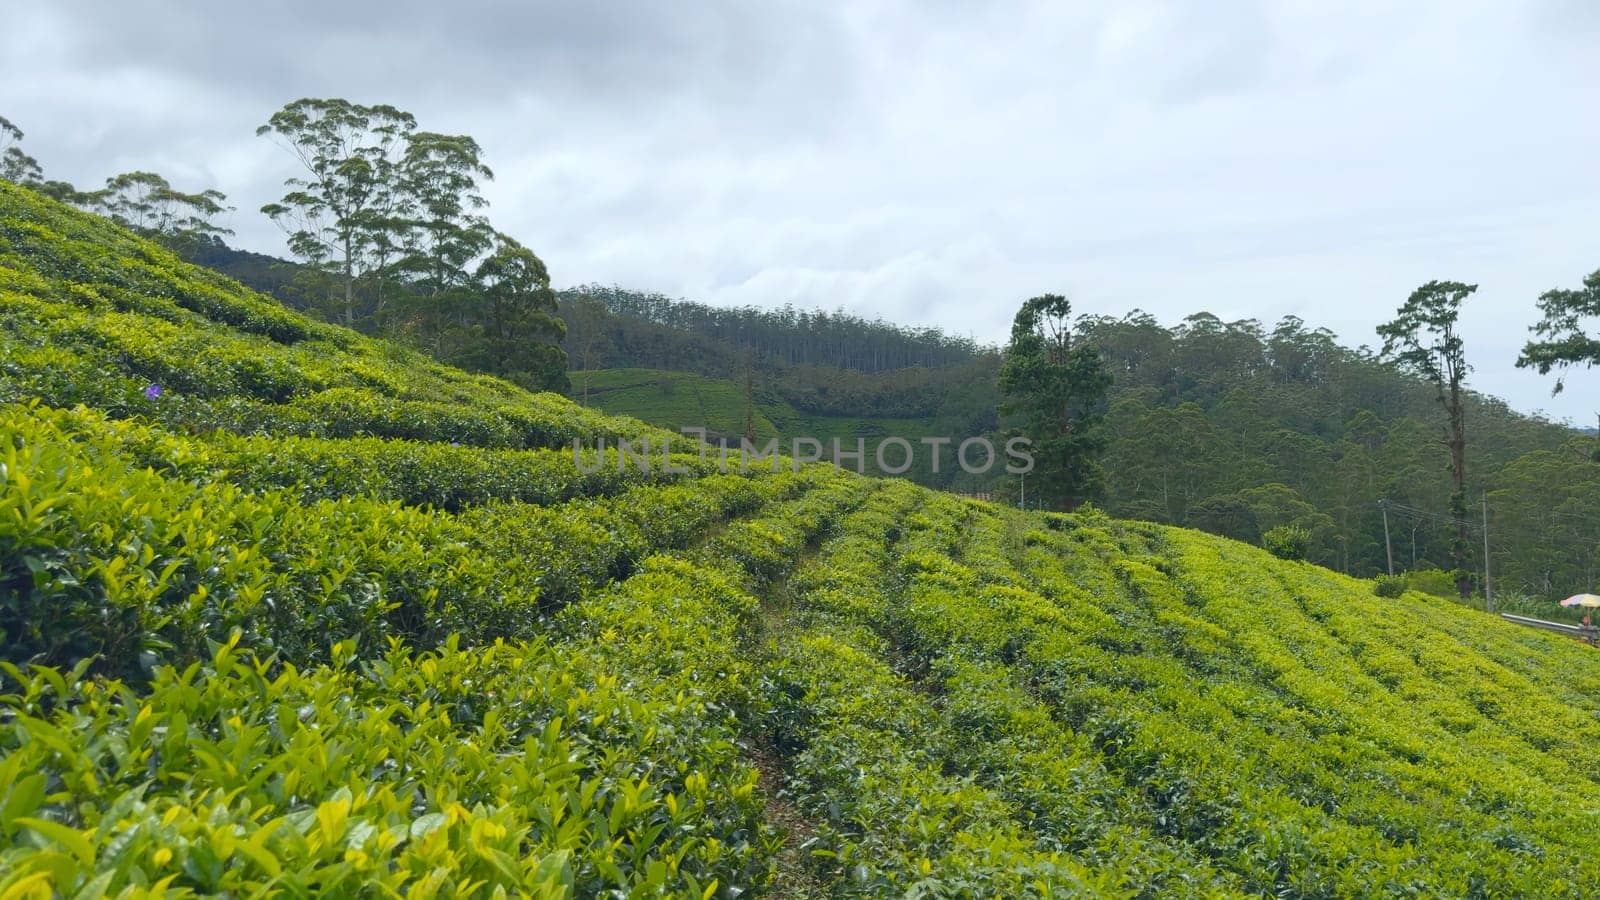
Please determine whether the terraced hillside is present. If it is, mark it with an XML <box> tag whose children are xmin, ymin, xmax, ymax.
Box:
<box><xmin>4</xmin><ymin>181</ymin><xmax>1600</xmax><ymax>897</ymax></box>
<box><xmin>574</xmin><ymin>367</ymin><xmax>939</xmax><ymax>447</ymax></box>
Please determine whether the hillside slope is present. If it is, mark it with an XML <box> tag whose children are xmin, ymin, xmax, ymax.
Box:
<box><xmin>5</xmin><ymin>182</ymin><xmax>1600</xmax><ymax>896</ymax></box>
<box><xmin>561</xmin><ymin>287</ymin><xmax>1597</xmax><ymax>599</ymax></box>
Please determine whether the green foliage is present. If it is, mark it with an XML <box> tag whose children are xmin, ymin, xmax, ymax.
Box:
<box><xmin>8</xmin><ymin>178</ymin><xmax>1600</xmax><ymax>896</ymax></box>
<box><xmin>1377</xmin><ymin>280</ymin><xmax>1476</xmax><ymax>391</ymax></box>
<box><xmin>1373</xmin><ymin>574</ymin><xmax>1407</xmax><ymax>598</ymax></box>
<box><xmin>0</xmin><ymin>558</ymin><xmax>783</xmax><ymax>896</ymax></box>
<box><xmin>999</xmin><ymin>293</ymin><xmax>1113</xmax><ymax>510</ymax></box>
<box><xmin>565</xmin><ymin>283</ymin><xmax>986</xmax><ymax>378</ymax></box>
<box><xmin>0</xmin><ymin>115</ymin><xmax>45</xmax><ymax>187</ymax></box>
<box><xmin>85</xmin><ymin>171</ymin><xmax>233</xmax><ymax>246</ymax></box>
<box><xmin>1402</xmin><ymin>568</ymin><xmax>1459</xmax><ymax>598</ymax></box>
<box><xmin>1262</xmin><ymin>524</ymin><xmax>1311</xmax><ymax>561</ymax></box>
<box><xmin>254</xmin><ymin>99</ymin><xmax>569</xmax><ymax>390</ymax></box>
<box><xmin>457</xmin><ymin>233</ymin><xmax>569</xmax><ymax>392</ymax></box>
<box><xmin>0</xmin><ymin>402</ymin><xmax>795</xmax><ymax>676</ymax></box>
<box><xmin>395</xmin><ymin>130</ymin><xmax>496</xmax><ymax>295</ymax></box>
<box><xmin>257</xmin><ymin>98</ymin><xmax>418</xmax><ymax>326</ymax></box>
<box><xmin>1518</xmin><ymin>267</ymin><xmax>1600</xmax><ymax>394</ymax></box>
<box><xmin>1378</xmin><ymin>280</ymin><xmax>1477</xmax><ymax>596</ymax></box>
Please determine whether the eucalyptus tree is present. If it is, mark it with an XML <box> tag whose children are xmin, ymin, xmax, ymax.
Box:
<box><xmin>396</xmin><ymin>131</ymin><xmax>496</xmax><ymax>300</ymax></box>
<box><xmin>88</xmin><ymin>171</ymin><xmax>233</xmax><ymax>246</ymax></box>
<box><xmin>1518</xmin><ymin>267</ymin><xmax>1600</xmax><ymax>418</ymax></box>
<box><xmin>468</xmin><ymin>234</ymin><xmax>569</xmax><ymax>392</ymax></box>
<box><xmin>0</xmin><ymin>115</ymin><xmax>43</xmax><ymax>185</ymax></box>
<box><xmin>257</xmin><ymin>98</ymin><xmax>418</xmax><ymax>326</ymax></box>
<box><xmin>1519</xmin><ymin>267</ymin><xmax>1600</xmax><ymax>464</ymax></box>
<box><xmin>998</xmin><ymin>293</ymin><xmax>1112</xmax><ymax>511</ymax></box>
<box><xmin>1378</xmin><ymin>280</ymin><xmax>1477</xmax><ymax>598</ymax></box>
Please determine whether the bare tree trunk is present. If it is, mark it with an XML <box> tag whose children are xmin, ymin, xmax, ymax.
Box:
<box><xmin>1449</xmin><ymin>380</ymin><xmax>1470</xmax><ymax>599</ymax></box>
<box><xmin>343</xmin><ymin>237</ymin><xmax>356</xmax><ymax>327</ymax></box>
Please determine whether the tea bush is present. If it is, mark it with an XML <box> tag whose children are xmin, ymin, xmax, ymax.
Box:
<box><xmin>1403</xmin><ymin>568</ymin><xmax>1459</xmax><ymax>598</ymax></box>
<box><xmin>0</xmin><ymin>461</ymin><xmax>862</xmax><ymax>897</ymax></box>
<box><xmin>0</xmin><ymin>401</ymin><xmax>794</xmax><ymax>676</ymax></box>
<box><xmin>7</xmin><ymin>179</ymin><xmax>1600</xmax><ymax>896</ymax></box>
<box><xmin>1261</xmin><ymin>524</ymin><xmax>1310</xmax><ymax>562</ymax></box>
<box><xmin>1373</xmin><ymin>574</ymin><xmax>1407</xmax><ymax>598</ymax></box>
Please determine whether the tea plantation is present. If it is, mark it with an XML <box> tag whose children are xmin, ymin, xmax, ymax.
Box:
<box><xmin>4</xmin><ymin>180</ymin><xmax>1600</xmax><ymax>897</ymax></box>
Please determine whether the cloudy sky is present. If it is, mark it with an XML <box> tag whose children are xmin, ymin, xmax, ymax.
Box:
<box><xmin>4</xmin><ymin>1</ymin><xmax>1596</xmax><ymax>421</ymax></box>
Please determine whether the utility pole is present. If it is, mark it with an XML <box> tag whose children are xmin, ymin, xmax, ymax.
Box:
<box><xmin>1482</xmin><ymin>495</ymin><xmax>1493</xmax><ymax>612</ymax></box>
<box><xmin>1019</xmin><ymin>471</ymin><xmax>1026</xmax><ymax>510</ymax></box>
<box><xmin>1380</xmin><ymin>500</ymin><xmax>1395</xmax><ymax>577</ymax></box>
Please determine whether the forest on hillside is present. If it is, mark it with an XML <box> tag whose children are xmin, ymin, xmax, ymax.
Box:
<box><xmin>560</xmin><ymin>286</ymin><xmax>1600</xmax><ymax>602</ymax></box>
<box><xmin>3</xmin><ymin>105</ymin><xmax>572</xmax><ymax>394</ymax></box>
<box><xmin>46</xmin><ymin>201</ymin><xmax>1600</xmax><ymax>604</ymax></box>
<box><xmin>9</xmin><ymin>183</ymin><xmax>1600</xmax><ymax>895</ymax></box>
<box><xmin>10</xmin><ymin>103</ymin><xmax>1596</xmax><ymax>605</ymax></box>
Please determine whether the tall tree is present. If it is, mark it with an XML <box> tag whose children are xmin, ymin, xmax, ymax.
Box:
<box><xmin>0</xmin><ymin>116</ymin><xmax>91</xmax><ymax>203</ymax></box>
<box><xmin>1519</xmin><ymin>267</ymin><xmax>1600</xmax><ymax>461</ymax></box>
<box><xmin>1378</xmin><ymin>280</ymin><xmax>1477</xmax><ymax>598</ymax></box>
<box><xmin>466</xmin><ymin>234</ymin><xmax>569</xmax><ymax>392</ymax></box>
<box><xmin>0</xmin><ymin>115</ymin><xmax>44</xmax><ymax>186</ymax></box>
<box><xmin>1517</xmin><ymin>267</ymin><xmax>1600</xmax><ymax>396</ymax></box>
<box><xmin>257</xmin><ymin>99</ymin><xmax>417</xmax><ymax>326</ymax></box>
<box><xmin>396</xmin><ymin>131</ymin><xmax>495</xmax><ymax>304</ymax></box>
<box><xmin>998</xmin><ymin>294</ymin><xmax>1112</xmax><ymax>510</ymax></box>
<box><xmin>88</xmin><ymin>171</ymin><xmax>233</xmax><ymax>247</ymax></box>
<box><xmin>557</xmin><ymin>292</ymin><xmax>615</xmax><ymax>402</ymax></box>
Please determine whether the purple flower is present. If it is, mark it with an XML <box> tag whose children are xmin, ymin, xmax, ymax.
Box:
<box><xmin>142</xmin><ymin>383</ymin><xmax>163</xmax><ymax>400</ymax></box>
<box><xmin>450</xmin><ymin>441</ymin><xmax>461</xmax><ymax>447</ymax></box>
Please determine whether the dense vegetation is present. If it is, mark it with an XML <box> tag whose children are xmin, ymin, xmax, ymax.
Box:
<box><xmin>559</xmin><ymin>285</ymin><xmax>1000</xmax><ymax>424</ymax></box>
<box><xmin>998</xmin><ymin>293</ymin><xmax>1112</xmax><ymax>510</ymax></box>
<box><xmin>40</xmin><ymin>92</ymin><xmax>1586</xmax><ymax>606</ymax></box>
<box><xmin>3</xmin><ymin>103</ymin><xmax>571</xmax><ymax>395</ymax></box>
<box><xmin>565</xmin><ymin>284</ymin><xmax>985</xmax><ymax>373</ymax></box>
<box><xmin>6</xmin><ymin>180</ymin><xmax>1600</xmax><ymax>896</ymax></box>
<box><xmin>558</xmin><ymin>285</ymin><xmax>1599</xmax><ymax>604</ymax></box>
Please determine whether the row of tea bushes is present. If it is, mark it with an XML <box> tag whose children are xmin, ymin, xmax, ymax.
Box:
<box><xmin>0</xmin><ymin>634</ymin><xmax>760</xmax><ymax>897</ymax></box>
<box><xmin>1</xmin><ymin>181</ymin><xmax>662</xmax><ymax>452</ymax></box>
<box><xmin>880</xmin><ymin>504</ymin><xmax>1412</xmax><ymax>896</ymax></box>
<box><xmin>0</xmin><ymin>473</ymin><xmax>873</xmax><ymax>897</ymax></box>
<box><xmin>945</xmin><ymin>509</ymin><xmax>1600</xmax><ymax>895</ymax></box>
<box><xmin>0</xmin><ymin>302</ymin><xmax>657</xmax><ymax>451</ymax></box>
<box><xmin>1146</xmin><ymin>533</ymin><xmax>1600</xmax><ymax>890</ymax></box>
<box><xmin>0</xmin><ymin>186</ymin><xmax>317</xmax><ymax>346</ymax></box>
<box><xmin>759</xmin><ymin>483</ymin><xmax>1133</xmax><ymax>896</ymax></box>
<box><xmin>24</xmin><ymin>404</ymin><xmax>723</xmax><ymax>513</ymax></box>
<box><xmin>876</xmin><ymin>499</ymin><xmax>1242</xmax><ymax>897</ymax></box>
<box><xmin>0</xmin><ymin>401</ymin><xmax>810</xmax><ymax>676</ymax></box>
<box><xmin>762</xmin><ymin>487</ymin><xmax>1600</xmax><ymax>896</ymax></box>
<box><xmin>769</xmin><ymin>489</ymin><xmax>1235</xmax><ymax>896</ymax></box>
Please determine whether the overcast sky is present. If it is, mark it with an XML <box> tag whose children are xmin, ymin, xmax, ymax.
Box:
<box><xmin>4</xmin><ymin>1</ymin><xmax>1596</xmax><ymax>421</ymax></box>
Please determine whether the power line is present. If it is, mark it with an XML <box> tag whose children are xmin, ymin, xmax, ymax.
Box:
<box><xmin>1383</xmin><ymin>502</ymin><xmax>1481</xmax><ymax>532</ymax></box>
<box><xmin>1378</xmin><ymin>499</ymin><xmax>1600</xmax><ymax>567</ymax></box>
<box><xmin>1533</xmin><ymin>507</ymin><xmax>1600</xmax><ymax>528</ymax></box>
